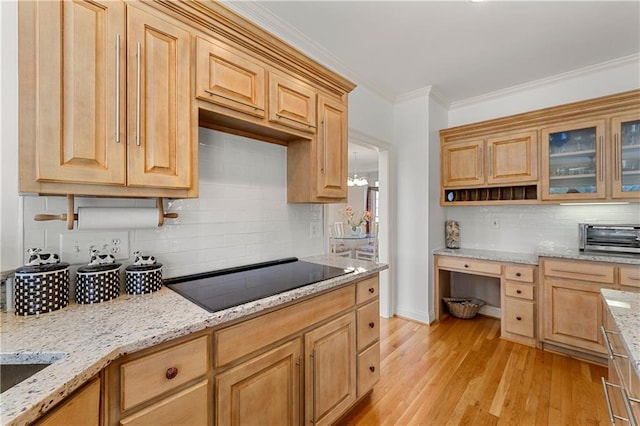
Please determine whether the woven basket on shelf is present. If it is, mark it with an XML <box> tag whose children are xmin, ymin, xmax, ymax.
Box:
<box><xmin>442</xmin><ymin>297</ymin><xmax>485</xmax><ymax>319</ymax></box>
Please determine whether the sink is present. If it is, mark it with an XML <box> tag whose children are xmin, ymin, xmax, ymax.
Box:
<box><xmin>0</xmin><ymin>352</ymin><xmax>65</xmax><ymax>394</ymax></box>
<box><xmin>1</xmin><ymin>363</ymin><xmax>51</xmax><ymax>393</ymax></box>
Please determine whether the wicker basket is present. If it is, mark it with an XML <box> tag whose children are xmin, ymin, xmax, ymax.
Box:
<box><xmin>443</xmin><ymin>297</ymin><xmax>485</xmax><ymax>319</ymax></box>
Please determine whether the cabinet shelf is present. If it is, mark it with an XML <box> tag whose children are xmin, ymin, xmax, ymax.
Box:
<box><xmin>549</xmin><ymin>149</ymin><xmax>596</xmax><ymax>158</ymax></box>
<box><xmin>443</xmin><ymin>185</ymin><xmax>537</xmax><ymax>204</ymax></box>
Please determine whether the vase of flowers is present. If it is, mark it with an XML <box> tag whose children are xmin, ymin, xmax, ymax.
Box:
<box><xmin>340</xmin><ymin>205</ymin><xmax>371</xmax><ymax>236</ymax></box>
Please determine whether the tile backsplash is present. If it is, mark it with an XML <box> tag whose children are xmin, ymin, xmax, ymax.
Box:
<box><xmin>445</xmin><ymin>203</ymin><xmax>640</xmax><ymax>253</ymax></box>
<box><xmin>22</xmin><ymin>128</ymin><xmax>324</xmax><ymax>279</ymax></box>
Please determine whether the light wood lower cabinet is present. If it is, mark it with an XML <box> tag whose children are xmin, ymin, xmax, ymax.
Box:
<box><xmin>216</xmin><ymin>339</ymin><xmax>301</xmax><ymax>426</ymax></box>
<box><xmin>35</xmin><ymin>377</ymin><xmax>101</xmax><ymax>426</ymax></box>
<box><xmin>305</xmin><ymin>312</ymin><xmax>356</xmax><ymax>426</ymax></box>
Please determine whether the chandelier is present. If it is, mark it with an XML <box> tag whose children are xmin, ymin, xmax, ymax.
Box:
<box><xmin>347</xmin><ymin>152</ymin><xmax>369</xmax><ymax>187</ymax></box>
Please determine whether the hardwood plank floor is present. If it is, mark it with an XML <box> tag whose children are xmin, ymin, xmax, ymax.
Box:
<box><xmin>338</xmin><ymin>316</ymin><xmax>609</xmax><ymax>426</ymax></box>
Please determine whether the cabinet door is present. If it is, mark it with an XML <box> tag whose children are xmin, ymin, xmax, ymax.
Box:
<box><xmin>486</xmin><ymin>131</ymin><xmax>538</xmax><ymax>185</ymax></box>
<box><xmin>441</xmin><ymin>140</ymin><xmax>484</xmax><ymax>187</ymax></box>
<box><xmin>34</xmin><ymin>0</ymin><xmax>126</xmax><ymax>186</ymax></box>
<box><xmin>127</xmin><ymin>6</ymin><xmax>192</xmax><ymax>189</ymax></box>
<box><xmin>305</xmin><ymin>312</ymin><xmax>356</xmax><ymax>426</ymax></box>
<box><xmin>611</xmin><ymin>113</ymin><xmax>640</xmax><ymax>199</ymax></box>
<box><xmin>196</xmin><ymin>36</ymin><xmax>266</xmax><ymax>118</ymax></box>
<box><xmin>216</xmin><ymin>339</ymin><xmax>301</xmax><ymax>426</ymax></box>
<box><xmin>541</xmin><ymin>119</ymin><xmax>606</xmax><ymax>200</ymax></box>
<box><xmin>542</xmin><ymin>278</ymin><xmax>607</xmax><ymax>354</ymax></box>
<box><xmin>36</xmin><ymin>378</ymin><xmax>101</xmax><ymax>426</ymax></box>
<box><xmin>268</xmin><ymin>72</ymin><xmax>317</xmax><ymax>133</ymax></box>
<box><xmin>316</xmin><ymin>96</ymin><xmax>348</xmax><ymax>199</ymax></box>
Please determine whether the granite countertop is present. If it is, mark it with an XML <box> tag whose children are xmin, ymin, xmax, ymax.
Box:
<box><xmin>601</xmin><ymin>289</ymin><xmax>640</xmax><ymax>378</ymax></box>
<box><xmin>433</xmin><ymin>247</ymin><xmax>640</xmax><ymax>266</ymax></box>
<box><xmin>0</xmin><ymin>256</ymin><xmax>387</xmax><ymax>426</ymax></box>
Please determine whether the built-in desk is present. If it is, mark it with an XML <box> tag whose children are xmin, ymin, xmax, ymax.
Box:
<box><xmin>434</xmin><ymin>248</ymin><xmax>538</xmax><ymax>347</ymax></box>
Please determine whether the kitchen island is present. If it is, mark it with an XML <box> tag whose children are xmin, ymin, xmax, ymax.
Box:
<box><xmin>0</xmin><ymin>256</ymin><xmax>387</xmax><ymax>425</ymax></box>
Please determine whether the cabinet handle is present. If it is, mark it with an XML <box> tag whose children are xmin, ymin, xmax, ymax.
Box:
<box><xmin>621</xmin><ymin>387</ymin><xmax>639</xmax><ymax>426</ymax></box>
<box><xmin>274</xmin><ymin>112</ymin><xmax>314</xmax><ymax>128</ymax></box>
<box><xmin>311</xmin><ymin>349</ymin><xmax>317</xmax><ymax>424</ymax></box>
<box><xmin>615</xmin><ymin>134</ymin><xmax>620</xmax><ymax>181</ymax></box>
<box><xmin>321</xmin><ymin>119</ymin><xmax>326</xmax><ymax>175</ymax></box>
<box><xmin>368</xmin><ymin>287</ymin><xmax>375</xmax><ymax>294</ymax></box>
<box><xmin>165</xmin><ymin>367</ymin><xmax>178</xmax><ymax>380</ymax></box>
<box><xmin>601</xmin><ymin>326</ymin><xmax>629</xmax><ymax>360</ymax></box>
<box><xmin>135</xmin><ymin>42</ymin><xmax>142</xmax><ymax>147</ymax></box>
<box><xmin>515</xmin><ymin>272</ymin><xmax>522</xmax><ymax>277</ymax></box>
<box><xmin>369</xmin><ymin>365</ymin><xmax>376</xmax><ymax>373</ymax></box>
<box><xmin>369</xmin><ymin>322</ymin><xmax>375</xmax><ymax>329</ymax></box>
<box><xmin>464</xmin><ymin>264</ymin><xmax>469</xmax><ymax>268</ymax></box>
<box><xmin>115</xmin><ymin>34</ymin><xmax>120</xmax><ymax>143</ymax></box>
<box><xmin>516</xmin><ymin>316</ymin><xmax>522</xmax><ymax>321</ymax></box>
<box><xmin>516</xmin><ymin>289</ymin><xmax>522</xmax><ymax>294</ymax></box>
<box><xmin>478</xmin><ymin>145</ymin><xmax>483</xmax><ymax>179</ymax></box>
<box><xmin>488</xmin><ymin>145</ymin><xmax>492</xmax><ymax>178</ymax></box>
<box><xmin>601</xmin><ymin>377</ymin><xmax>634</xmax><ymax>425</ymax></box>
<box><xmin>203</xmin><ymin>89</ymin><xmax>264</xmax><ymax>112</ymax></box>
<box><xmin>599</xmin><ymin>136</ymin><xmax>604</xmax><ymax>182</ymax></box>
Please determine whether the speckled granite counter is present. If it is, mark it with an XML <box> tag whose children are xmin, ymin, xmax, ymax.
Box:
<box><xmin>433</xmin><ymin>247</ymin><xmax>640</xmax><ymax>266</ymax></box>
<box><xmin>601</xmin><ymin>289</ymin><xmax>640</xmax><ymax>378</ymax></box>
<box><xmin>0</xmin><ymin>256</ymin><xmax>387</xmax><ymax>426</ymax></box>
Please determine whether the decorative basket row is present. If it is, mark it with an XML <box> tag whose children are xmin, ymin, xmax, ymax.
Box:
<box><xmin>13</xmin><ymin>263</ymin><xmax>163</xmax><ymax>316</ymax></box>
<box><xmin>442</xmin><ymin>297</ymin><xmax>485</xmax><ymax>319</ymax></box>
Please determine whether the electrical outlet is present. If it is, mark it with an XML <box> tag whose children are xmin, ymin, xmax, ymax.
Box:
<box><xmin>491</xmin><ymin>218</ymin><xmax>500</xmax><ymax>229</ymax></box>
<box><xmin>309</xmin><ymin>222</ymin><xmax>321</xmax><ymax>238</ymax></box>
<box><xmin>59</xmin><ymin>231</ymin><xmax>129</xmax><ymax>264</ymax></box>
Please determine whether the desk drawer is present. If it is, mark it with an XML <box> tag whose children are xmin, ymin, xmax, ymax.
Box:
<box><xmin>504</xmin><ymin>265</ymin><xmax>535</xmax><ymax>283</ymax></box>
<box><xmin>504</xmin><ymin>281</ymin><xmax>534</xmax><ymax>300</ymax></box>
<box><xmin>357</xmin><ymin>342</ymin><xmax>380</xmax><ymax>397</ymax></box>
<box><xmin>437</xmin><ymin>256</ymin><xmax>501</xmax><ymax>276</ymax></box>
<box><xmin>120</xmin><ymin>336</ymin><xmax>209</xmax><ymax>411</ymax></box>
<box><xmin>503</xmin><ymin>298</ymin><xmax>534</xmax><ymax>338</ymax></box>
<box><xmin>356</xmin><ymin>275</ymin><xmax>379</xmax><ymax>304</ymax></box>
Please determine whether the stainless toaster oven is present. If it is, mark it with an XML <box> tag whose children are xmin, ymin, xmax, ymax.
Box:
<box><xmin>579</xmin><ymin>223</ymin><xmax>640</xmax><ymax>254</ymax></box>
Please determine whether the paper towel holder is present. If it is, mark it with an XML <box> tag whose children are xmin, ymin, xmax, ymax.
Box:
<box><xmin>33</xmin><ymin>195</ymin><xmax>178</xmax><ymax>230</ymax></box>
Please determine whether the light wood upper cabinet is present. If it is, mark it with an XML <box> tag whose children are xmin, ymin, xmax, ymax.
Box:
<box><xmin>126</xmin><ymin>5</ymin><xmax>192</xmax><ymax>189</ymax></box>
<box><xmin>268</xmin><ymin>71</ymin><xmax>317</xmax><ymax>133</ymax></box>
<box><xmin>196</xmin><ymin>36</ymin><xmax>266</xmax><ymax>118</ymax></box>
<box><xmin>487</xmin><ymin>131</ymin><xmax>538</xmax><ymax>185</ymax></box>
<box><xmin>27</xmin><ymin>0</ymin><xmax>127</xmax><ymax>186</ymax></box>
<box><xmin>316</xmin><ymin>95</ymin><xmax>348</xmax><ymax>199</ymax></box>
<box><xmin>611</xmin><ymin>112</ymin><xmax>640</xmax><ymax>199</ymax></box>
<box><xmin>441</xmin><ymin>139</ymin><xmax>484</xmax><ymax>188</ymax></box>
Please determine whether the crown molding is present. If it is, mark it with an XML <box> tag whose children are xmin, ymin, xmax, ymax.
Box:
<box><xmin>449</xmin><ymin>53</ymin><xmax>640</xmax><ymax>110</ymax></box>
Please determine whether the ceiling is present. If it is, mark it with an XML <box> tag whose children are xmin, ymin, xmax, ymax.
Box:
<box><xmin>224</xmin><ymin>1</ymin><xmax>640</xmax><ymax>173</ymax></box>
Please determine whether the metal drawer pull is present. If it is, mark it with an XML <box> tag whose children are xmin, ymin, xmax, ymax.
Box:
<box><xmin>203</xmin><ymin>89</ymin><xmax>263</xmax><ymax>111</ymax></box>
<box><xmin>135</xmin><ymin>42</ymin><xmax>141</xmax><ymax>147</ymax></box>
<box><xmin>601</xmin><ymin>377</ymin><xmax>631</xmax><ymax>424</ymax></box>
<box><xmin>275</xmin><ymin>112</ymin><xmax>315</xmax><ymax>128</ymax></box>
<box><xmin>115</xmin><ymin>34</ymin><xmax>120</xmax><ymax>143</ymax></box>
<box><xmin>621</xmin><ymin>387</ymin><xmax>639</xmax><ymax>426</ymax></box>
<box><xmin>601</xmin><ymin>326</ymin><xmax>629</xmax><ymax>360</ymax></box>
<box><xmin>165</xmin><ymin>367</ymin><xmax>178</xmax><ymax>380</ymax></box>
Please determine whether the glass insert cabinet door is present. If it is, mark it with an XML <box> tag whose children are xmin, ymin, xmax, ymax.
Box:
<box><xmin>541</xmin><ymin>119</ymin><xmax>606</xmax><ymax>200</ymax></box>
<box><xmin>611</xmin><ymin>113</ymin><xmax>640</xmax><ymax>198</ymax></box>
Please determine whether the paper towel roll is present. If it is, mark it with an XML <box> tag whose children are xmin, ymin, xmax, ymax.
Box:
<box><xmin>77</xmin><ymin>207</ymin><xmax>159</xmax><ymax>230</ymax></box>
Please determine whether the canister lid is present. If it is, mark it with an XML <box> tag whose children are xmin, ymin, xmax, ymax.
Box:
<box><xmin>15</xmin><ymin>262</ymin><xmax>70</xmax><ymax>274</ymax></box>
<box><xmin>126</xmin><ymin>263</ymin><xmax>163</xmax><ymax>272</ymax></box>
<box><xmin>78</xmin><ymin>263</ymin><xmax>122</xmax><ymax>274</ymax></box>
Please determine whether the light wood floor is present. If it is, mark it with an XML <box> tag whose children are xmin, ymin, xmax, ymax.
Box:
<box><xmin>339</xmin><ymin>315</ymin><xmax>609</xmax><ymax>426</ymax></box>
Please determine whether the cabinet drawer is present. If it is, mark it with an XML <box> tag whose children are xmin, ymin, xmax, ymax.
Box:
<box><xmin>543</xmin><ymin>259</ymin><xmax>614</xmax><ymax>284</ymax></box>
<box><xmin>620</xmin><ymin>265</ymin><xmax>640</xmax><ymax>288</ymax></box>
<box><xmin>120</xmin><ymin>380</ymin><xmax>210</xmax><ymax>426</ymax></box>
<box><xmin>215</xmin><ymin>285</ymin><xmax>355</xmax><ymax>367</ymax></box>
<box><xmin>268</xmin><ymin>71</ymin><xmax>317</xmax><ymax>133</ymax></box>
<box><xmin>503</xmin><ymin>298</ymin><xmax>534</xmax><ymax>338</ymax></box>
<box><xmin>36</xmin><ymin>378</ymin><xmax>101</xmax><ymax>426</ymax></box>
<box><xmin>357</xmin><ymin>342</ymin><xmax>380</xmax><ymax>397</ymax></box>
<box><xmin>120</xmin><ymin>336</ymin><xmax>209</xmax><ymax>411</ymax></box>
<box><xmin>504</xmin><ymin>265</ymin><xmax>535</xmax><ymax>283</ymax></box>
<box><xmin>356</xmin><ymin>275</ymin><xmax>379</xmax><ymax>304</ymax></box>
<box><xmin>437</xmin><ymin>256</ymin><xmax>501</xmax><ymax>276</ymax></box>
<box><xmin>504</xmin><ymin>281</ymin><xmax>534</xmax><ymax>300</ymax></box>
<box><xmin>357</xmin><ymin>300</ymin><xmax>379</xmax><ymax>351</ymax></box>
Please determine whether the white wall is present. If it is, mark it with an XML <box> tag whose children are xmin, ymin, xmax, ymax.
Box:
<box><xmin>21</xmin><ymin>129</ymin><xmax>324</xmax><ymax>278</ymax></box>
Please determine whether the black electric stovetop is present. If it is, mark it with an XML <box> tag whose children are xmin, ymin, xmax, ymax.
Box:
<box><xmin>164</xmin><ymin>258</ymin><xmax>351</xmax><ymax>312</ymax></box>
